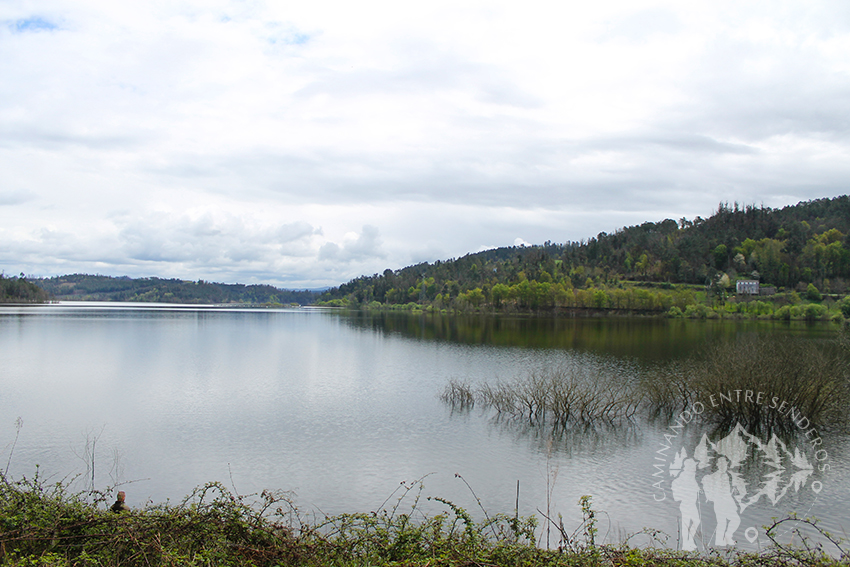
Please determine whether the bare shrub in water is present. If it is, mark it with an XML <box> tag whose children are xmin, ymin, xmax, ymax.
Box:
<box><xmin>444</xmin><ymin>365</ymin><xmax>639</xmax><ymax>427</ymax></box>
<box><xmin>440</xmin><ymin>379</ymin><xmax>476</xmax><ymax>409</ymax></box>
<box><xmin>689</xmin><ymin>335</ymin><xmax>850</xmax><ymax>432</ymax></box>
<box><xmin>638</xmin><ymin>360</ymin><xmax>697</xmax><ymax>418</ymax></box>
<box><xmin>447</xmin><ymin>334</ymin><xmax>849</xmax><ymax>435</ymax></box>
<box><xmin>639</xmin><ymin>334</ymin><xmax>850</xmax><ymax>433</ymax></box>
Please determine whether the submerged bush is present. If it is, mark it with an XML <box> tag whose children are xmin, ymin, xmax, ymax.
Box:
<box><xmin>691</xmin><ymin>335</ymin><xmax>849</xmax><ymax>432</ymax></box>
<box><xmin>447</xmin><ymin>334</ymin><xmax>850</xmax><ymax>436</ymax></box>
<box><xmin>642</xmin><ymin>334</ymin><xmax>850</xmax><ymax>433</ymax></box>
<box><xmin>443</xmin><ymin>365</ymin><xmax>639</xmax><ymax>428</ymax></box>
<box><xmin>440</xmin><ymin>379</ymin><xmax>475</xmax><ymax>408</ymax></box>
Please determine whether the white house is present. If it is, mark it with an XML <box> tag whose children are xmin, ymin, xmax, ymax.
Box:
<box><xmin>736</xmin><ymin>280</ymin><xmax>759</xmax><ymax>295</ymax></box>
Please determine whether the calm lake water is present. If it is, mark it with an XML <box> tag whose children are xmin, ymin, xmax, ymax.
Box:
<box><xmin>1</xmin><ymin>303</ymin><xmax>848</xmax><ymax>552</ymax></box>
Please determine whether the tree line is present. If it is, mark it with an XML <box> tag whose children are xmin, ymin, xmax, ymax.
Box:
<box><xmin>0</xmin><ymin>273</ymin><xmax>50</xmax><ymax>303</ymax></box>
<box><xmin>32</xmin><ymin>274</ymin><xmax>320</xmax><ymax>305</ymax></box>
<box><xmin>320</xmin><ymin>196</ymin><xmax>850</xmax><ymax>313</ymax></box>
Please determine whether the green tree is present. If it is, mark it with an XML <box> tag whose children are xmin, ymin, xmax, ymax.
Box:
<box><xmin>592</xmin><ymin>289</ymin><xmax>609</xmax><ymax>309</ymax></box>
<box><xmin>490</xmin><ymin>283</ymin><xmax>510</xmax><ymax>308</ymax></box>
<box><xmin>636</xmin><ymin>253</ymin><xmax>650</xmax><ymax>279</ymax></box>
<box><xmin>806</xmin><ymin>283</ymin><xmax>822</xmax><ymax>302</ymax></box>
<box><xmin>713</xmin><ymin>244</ymin><xmax>728</xmax><ymax>270</ymax></box>
<box><xmin>465</xmin><ymin>287</ymin><xmax>484</xmax><ymax>308</ymax></box>
<box><xmin>838</xmin><ymin>296</ymin><xmax>850</xmax><ymax>318</ymax></box>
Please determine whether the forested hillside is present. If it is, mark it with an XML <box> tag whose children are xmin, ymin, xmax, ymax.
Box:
<box><xmin>320</xmin><ymin>196</ymin><xmax>850</xmax><ymax>315</ymax></box>
<box><xmin>0</xmin><ymin>273</ymin><xmax>50</xmax><ymax>303</ymax></box>
<box><xmin>34</xmin><ymin>274</ymin><xmax>319</xmax><ymax>305</ymax></box>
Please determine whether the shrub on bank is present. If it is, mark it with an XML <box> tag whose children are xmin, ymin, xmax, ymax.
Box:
<box><xmin>2</xmin><ymin>469</ymin><xmax>848</xmax><ymax>567</ymax></box>
<box><xmin>323</xmin><ymin>285</ymin><xmax>850</xmax><ymax>323</ymax></box>
<box><xmin>684</xmin><ymin>304</ymin><xmax>718</xmax><ymax>319</ymax></box>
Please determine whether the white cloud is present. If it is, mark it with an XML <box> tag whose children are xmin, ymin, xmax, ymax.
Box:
<box><xmin>1</xmin><ymin>0</ymin><xmax>849</xmax><ymax>287</ymax></box>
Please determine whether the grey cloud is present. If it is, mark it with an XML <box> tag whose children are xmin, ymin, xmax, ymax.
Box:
<box><xmin>117</xmin><ymin>213</ymin><xmax>319</xmax><ymax>264</ymax></box>
<box><xmin>275</xmin><ymin>221</ymin><xmax>317</xmax><ymax>243</ymax></box>
<box><xmin>0</xmin><ymin>190</ymin><xmax>35</xmax><ymax>205</ymax></box>
<box><xmin>224</xmin><ymin>244</ymin><xmax>267</xmax><ymax>262</ymax></box>
<box><xmin>319</xmin><ymin>225</ymin><xmax>385</xmax><ymax>263</ymax></box>
<box><xmin>685</xmin><ymin>83</ymin><xmax>850</xmax><ymax>141</ymax></box>
<box><xmin>662</xmin><ymin>38</ymin><xmax>850</xmax><ymax>141</ymax></box>
<box><xmin>408</xmin><ymin>243</ymin><xmax>446</xmax><ymax>265</ymax></box>
<box><xmin>133</xmin><ymin>110</ymin><xmax>848</xmax><ymax>227</ymax></box>
<box><xmin>0</xmin><ymin>125</ymin><xmax>150</xmax><ymax>151</ymax></box>
<box><xmin>295</xmin><ymin>44</ymin><xmax>541</xmax><ymax>109</ymax></box>
<box><xmin>2</xmin><ymin>228</ymin><xmax>128</xmax><ymax>272</ymax></box>
<box><xmin>596</xmin><ymin>134</ymin><xmax>758</xmax><ymax>155</ymax></box>
<box><xmin>2</xmin><ymin>213</ymin><xmax>328</xmax><ymax>285</ymax></box>
<box><xmin>317</xmin><ymin>242</ymin><xmax>339</xmax><ymax>261</ymax></box>
<box><xmin>135</xmin><ymin>147</ymin><xmax>728</xmax><ymax>216</ymax></box>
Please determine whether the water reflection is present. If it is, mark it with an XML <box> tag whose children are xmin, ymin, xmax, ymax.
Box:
<box><xmin>339</xmin><ymin>311</ymin><xmax>838</xmax><ymax>362</ymax></box>
<box><xmin>492</xmin><ymin>416</ymin><xmax>645</xmax><ymax>458</ymax></box>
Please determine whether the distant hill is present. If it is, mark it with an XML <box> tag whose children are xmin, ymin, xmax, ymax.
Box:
<box><xmin>320</xmin><ymin>195</ymin><xmax>850</xmax><ymax>309</ymax></box>
<box><xmin>1</xmin><ymin>273</ymin><xmax>50</xmax><ymax>303</ymax></box>
<box><xmin>33</xmin><ymin>274</ymin><xmax>320</xmax><ymax>305</ymax></box>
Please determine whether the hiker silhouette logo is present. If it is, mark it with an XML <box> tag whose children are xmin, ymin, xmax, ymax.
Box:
<box><xmin>651</xmin><ymin>395</ymin><xmax>830</xmax><ymax>551</ymax></box>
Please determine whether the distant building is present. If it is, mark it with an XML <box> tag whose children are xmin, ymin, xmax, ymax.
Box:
<box><xmin>759</xmin><ymin>286</ymin><xmax>776</xmax><ymax>296</ymax></box>
<box><xmin>737</xmin><ymin>280</ymin><xmax>759</xmax><ymax>295</ymax></box>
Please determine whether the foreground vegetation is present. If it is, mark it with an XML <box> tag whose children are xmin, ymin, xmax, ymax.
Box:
<box><xmin>1</xmin><ymin>470</ymin><xmax>848</xmax><ymax>567</ymax></box>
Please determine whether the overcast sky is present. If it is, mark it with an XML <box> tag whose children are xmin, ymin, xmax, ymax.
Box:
<box><xmin>2</xmin><ymin>1</ymin><xmax>849</xmax><ymax>288</ymax></box>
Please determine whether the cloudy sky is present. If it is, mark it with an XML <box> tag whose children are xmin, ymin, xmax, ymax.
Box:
<box><xmin>2</xmin><ymin>1</ymin><xmax>849</xmax><ymax>288</ymax></box>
